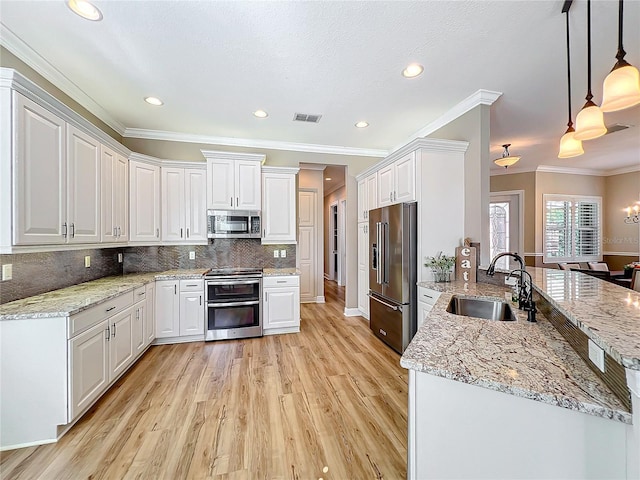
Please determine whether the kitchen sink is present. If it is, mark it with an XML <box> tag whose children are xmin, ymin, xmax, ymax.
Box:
<box><xmin>446</xmin><ymin>296</ymin><xmax>516</xmax><ymax>321</ymax></box>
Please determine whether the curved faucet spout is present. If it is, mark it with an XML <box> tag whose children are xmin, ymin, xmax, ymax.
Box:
<box><xmin>487</xmin><ymin>252</ymin><xmax>524</xmax><ymax>276</ymax></box>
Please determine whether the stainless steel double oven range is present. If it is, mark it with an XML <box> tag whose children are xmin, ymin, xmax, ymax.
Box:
<box><xmin>204</xmin><ymin>268</ymin><xmax>263</xmax><ymax>341</ymax></box>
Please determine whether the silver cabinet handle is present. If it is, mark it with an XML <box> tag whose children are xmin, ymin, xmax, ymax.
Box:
<box><xmin>105</xmin><ymin>326</ymin><xmax>110</xmax><ymax>340</ymax></box>
<box><xmin>156</xmin><ymin>228</ymin><xmax>159</xmax><ymax>238</ymax></box>
<box><xmin>212</xmin><ymin>300</ymin><xmax>260</xmax><ymax>308</ymax></box>
<box><xmin>185</xmin><ymin>284</ymin><xmax>198</xmax><ymax>287</ymax></box>
<box><xmin>138</xmin><ymin>292</ymin><xmax>145</xmax><ymax>296</ymax></box>
<box><xmin>423</xmin><ymin>294</ymin><xmax>433</xmax><ymax>299</ymax></box>
<box><xmin>113</xmin><ymin>227</ymin><xmax>117</xmax><ymax>237</ymax></box>
<box><xmin>369</xmin><ymin>294</ymin><xmax>398</xmax><ymax>311</ymax></box>
<box><xmin>106</xmin><ymin>306</ymin><xmax>116</xmax><ymax>312</ymax></box>
<box><xmin>263</xmin><ymin>229</ymin><xmax>266</xmax><ymax>237</ymax></box>
<box><xmin>187</xmin><ymin>228</ymin><xmax>190</xmax><ymax>238</ymax></box>
<box><xmin>276</xmin><ymin>280</ymin><xmax>286</xmax><ymax>283</ymax></box>
<box><xmin>62</xmin><ymin>222</ymin><xmax>67</xmax><ymax>238</ymax></box>
<box><xmin>174</xmin><ymin>285</ymin><xmax>177</xmax><ymax>295</ymax></box>
<box><xmin>117</xmin><ymin>226</ymin><xmax>121</xmax><ymax>237</ymax></box>
<box><xmin>236</xmin><ymin>197</ymin><xmax>239</xmax><ymax>207</ymax></box>
<box><xmin>70</xmin><ymin>223</ymin><xmax>75</xmax><ymax>238</ymax></box>
<box><xmin>180</xmin><ymin>228</ymin><xmax>183</xmax><ymax>238</ymax></box>
<box><xmin>200</xmin><ymin>296</ymin><xmax>202</xmax><ymax>306</ymax></box>
<box><xmin>230</xmin><ymin>197</ymin><xmax>233</xmax><ymax>207</ymax></box>
<box><xmin>379</xmin><ymin>328</ymin><xmax>387</xmax><ymax>336</ymax></box>
<box><xmin>136</xmin><ymin>309</ymin><xmax>140</xmax><ymax>320</ymax></box>
<box><xmin>112</xmin><ymin>322</ymin><xmax>116</xmax><ymax>337</ymax></box>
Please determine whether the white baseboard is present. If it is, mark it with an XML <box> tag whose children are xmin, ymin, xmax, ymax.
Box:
<box><xmin>316</xmin><ymin>296</ymin><xmax>326</xmax><ymax>303</ymax></box>
<box><xmin>152</xmin><ymin>335</ymin><xmax>204</xmax><ymax>345</ymax></box>
<box><xmin>344</xmin><ymin>307</ymin><xmax>361</xmax><ymax>317</ymax></box>
<box><xmin>263</xmin><ymin>326</ymin><xmax>300</xmax><ymax>336</ymax></box>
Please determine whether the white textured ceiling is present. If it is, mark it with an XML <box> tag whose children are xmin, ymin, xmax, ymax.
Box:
<box><xmin>1</xmin><ymin>0</ymin><xmax>639</xmax><ymax>174</ymax></box>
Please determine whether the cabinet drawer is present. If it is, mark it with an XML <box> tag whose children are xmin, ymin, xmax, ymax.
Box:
<box><xmin>68</xmin><ymin>291</ymin><xmax>134</xmax><ymax>338</ymax></box>
<box><xmin>133</xmin><ymin>286</ymin><xmax>146</xmax><ymax>303</ymax></box>
<box><xmin>418</xmin><ymin>287</ymin><xmax>440</xmax><ymax>306</ymax></box>
<box><xmin>263</xmin><ymin>275</ymin><xmax>299</xmax><ymax>288</ymax></box>
<box><xmin>180</xmin><ymin>279</ymin><xmax>204</xmax><ymax>292</ymax></box>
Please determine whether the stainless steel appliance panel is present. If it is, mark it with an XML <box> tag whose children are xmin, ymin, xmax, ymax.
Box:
<box><xmin>369</xmin><ymin>293</ymin><xmax>412</xmax><ymax>354</ymax></box>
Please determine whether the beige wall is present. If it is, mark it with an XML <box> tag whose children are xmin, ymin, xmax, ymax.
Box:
<box><xmin>429</xmin><ymin>105</ymin><xmax>491</xmax><ymax>264</ymax></box>
<box><xmin>323</xmin><ymin>186</ymin><xmax>346</xmax><ymax>279</ymax></box>
<box><xmin>1</xmin><ymin>46</ymin><xmax>122</xmax><ymax>142</ymax></box>
<box><xmin>604</xmin><ymin>172</ymin><xmax>640</xmax><ymax>269</ymax></box>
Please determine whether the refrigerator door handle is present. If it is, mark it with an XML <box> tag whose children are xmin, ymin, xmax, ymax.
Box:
<box><xmin>381</xmin><ymin>221</ymin><xmax>389</xmax><ymax>285</ymax></box>
<box><xmin>376</xmin><ymin>222</ymin><xmax>383</xmax><ymax>285</ymax></box>
<box><xmin>368</xmin><ymin>294</ymin><xmax>399</xmax><ymax>311</ymax></box>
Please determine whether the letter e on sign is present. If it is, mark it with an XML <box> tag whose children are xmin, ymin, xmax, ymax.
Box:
<box><xmin>455</xmin><ymin>246</ymin><xmax>476</xmax><ymax>283</ymax></box>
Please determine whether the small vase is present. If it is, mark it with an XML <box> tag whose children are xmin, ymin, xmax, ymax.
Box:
<box><xmin>433</xmin><ymin>270</ymin><xmax>451</xmax><ymax>283</ymax></box>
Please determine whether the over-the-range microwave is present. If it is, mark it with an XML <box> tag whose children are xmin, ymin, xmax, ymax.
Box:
<box><xmin>207</xmin><ymin>210</ymin><xmax>261</xmax><ymax>239</ymax></box>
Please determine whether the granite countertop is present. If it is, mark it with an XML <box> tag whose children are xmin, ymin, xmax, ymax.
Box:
<box><xmin>0</xmin><ymin>269</ymin><xmax>209</xmax><ymax>320</ymax></box>
<box><xmin>402</xmin><ymin>280</ymin><xmax>631</xmax><ymax>424</ymax></box>
<box><xmin>526</xmin><ymin>266</ymin><xmax>640</xmax><ymax>370</ymax></box>
<box><xmin>262</xmin><ymin>268</ymin><xmax>301</xmax><ymax>276</ymax></box>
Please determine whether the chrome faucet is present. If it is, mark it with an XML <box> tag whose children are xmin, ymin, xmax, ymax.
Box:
<box><xmin>487</xmin><ymin>252</ymin><xmax>536</xmax><ymax>322</ymax></box>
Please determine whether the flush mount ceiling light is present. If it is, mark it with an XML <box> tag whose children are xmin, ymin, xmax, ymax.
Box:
<box><xmin>402</xmin><ymin>63</ymin><xmax>424</xmax><ymax>78</ymax></box>
<box><xmin>558</xmin><ymin>2</ymin><xmax>584</xmax><ymax>158</ymax></box>
<box><xmin>144</xmin><ymin>96</ymin><xmax>163</xmax><ymax>106</ymax></box>
<box><xmin>67</xmin><ymin>0</ymin><xmax>102</xmax><ymax>21</ymax></box>
<box><xmin>355</xmin><ymin>121</ymin><xmax>369</xmax><ymax>128</ymax></box>
<box><xmin>574</xmin><ymin>0</ymin><xmax>607</xmax><ymax>141</ymax></box>
<box><xmin>253</xmin><ymin>110</ymin><xmax>268</xmax><ymax>118</ymax></box>
<box><xmin>601</xmin><ymin>0</ymin><xmax>640</xmax><ymax>112</ymax></box>
<box><xmin>493</xmin><ymin>144</ymin><xmax>521</xmax><ymax>169</ymax></box>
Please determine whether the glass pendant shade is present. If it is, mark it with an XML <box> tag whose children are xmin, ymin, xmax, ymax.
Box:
<box><xmin>558</xmin><ymin>129</ymin><xmax>584</xmax><ymax>158</ymax></box>
<box><xmin>493</xmin><ymin>144</ymin><xmax>520</xmax><ymax>168</ymax></box>
<box><xmin>574</xmin><ymin>102</ymin><xmax>607</xmax><ymax>140</ymax></box>
<box><xmin>601</xmin><ymin>64</ymin><xmax>640</xmax><ymax>112</ymax></box>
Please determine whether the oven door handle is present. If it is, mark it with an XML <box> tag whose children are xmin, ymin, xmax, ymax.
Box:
<box><xmin>206</xmin><ymin>279</ymin><xmax>261</xmax><ymax>285</ymax></box>
<box><xmin>208</xmin><ymin>300</ymin><xmax>260</xmax><ymax>308</ymax></box>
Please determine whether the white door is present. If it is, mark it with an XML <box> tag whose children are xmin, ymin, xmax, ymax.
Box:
<box><xmin>179</xmin><ymin>291</ymin><xmax>204</xmax><ymax>336</ymax></box>
<box><xmin>298</xmin><ymin>190</ymin><xmax>317</xmax><ymax>303</ymax></box>
<box><xmin>162</xmin><ymin>167</ymin><xmax>186</xmax><ymax>241</ymax></box>
<box><xmin>207</xmin><ymin>159</ymin><xmax>235</xmax><ymax>209</ymax></box>
<box><xmin>67</xmin><ymin>125</ymin><xmax>101</xmax><ymax>244</ymax></box>
<box><xmin>185</xmin><ymin>168</ymin><xmax>207</xmax><ymax>241</ymax></box>
<box><xmin>235</xmin><ymin>160</ymin><xmax>261</xmax><ymax>210</ymax></box>
<box><xmin>377</xmin><ymin>163</ymin><xmax>394</xmax><ymax>206</ymax></box>
<box><xmin>394</xmin><ymin>152</ymin><xmax>416</xmax><ymax>203</ymax></box>
<box><xmin>264</xmin><ymin>288</ymin><xmax>300</xmax><ymax>329</ymax></box>
<box><xmin>329</xmin><ymin>203</ymin><xmax>339</xmax><ymax>282</ymax></box>
<box><xmin>69</xmin><ymin>319</ymin><xmax>109</xmax><ymax>421</ymax></box>
<box><xmin>155</xmin><ymin>280</ymin><xmax>179</xmax><ymax>338</ymax></box>
<box><xmin>130</xmin><ymin>161</ymin><xmax>161</xmax><ymax>242</ymax></box>
<box><xmin>489</xmin><ymin>192</ymin><xmax>523</xmax><ymax>270</ymax></box>
<box><xmin>14</xmin><ymin>93</ymin><xmax>66</xmax><ymax>245</ymax></box>
<box><xmin>108</xmin><ymin>307</ymin><xmax>134</xmax><ymax>381</ymax></box>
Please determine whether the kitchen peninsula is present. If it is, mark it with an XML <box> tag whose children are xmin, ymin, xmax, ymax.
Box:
<box><xmin>401</xmin><ymin>267</ymin><xmax>640</xmax><ymax>479</ymax></box>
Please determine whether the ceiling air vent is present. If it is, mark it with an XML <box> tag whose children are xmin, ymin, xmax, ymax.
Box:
<box><xmin>293</xmin><ymin>113</ymin><xmax>322</xmax><ymax>123</ymax></box>
<box><xmin>604</xmin><ymin>123</ymin><xmax>632</xmax><ymax>135</ymax></box>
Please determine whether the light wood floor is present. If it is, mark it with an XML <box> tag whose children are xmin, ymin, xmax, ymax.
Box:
<box><xmin>1</xmin><ymin>280</ymin><xmax>407</xmax><ymax>480</ymax></box>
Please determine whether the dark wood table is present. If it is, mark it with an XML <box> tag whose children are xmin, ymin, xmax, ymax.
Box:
<box><xmin>610</xmin><ymin>271</ymin><xmax>632</xmax><ymax>288</ymax></box>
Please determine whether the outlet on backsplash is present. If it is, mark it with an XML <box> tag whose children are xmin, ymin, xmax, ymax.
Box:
<box><xmin>2</xmin><ymin>264</ymin><xmax>12</xmax><ymax>281</ymax></box>
<box><xmin>189</xmin><ymin>251</ymin><xmax>196</xmax><ymax>260</ymax></box>
<box><xmin>280</xmin><ymin>250</ymin><xmax>286</xmax><ymax>258</ymax></box>
<box><xmin>273</xmin><ymin>250</ymin><xmax>279</xmax><ymax>258</ymax></box>
<box><xmin>84</xmin><ymin>256</ymin><xmax>91</xmax><ymax>268</ymax></box>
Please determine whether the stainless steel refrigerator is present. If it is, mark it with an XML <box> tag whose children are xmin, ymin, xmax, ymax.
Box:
<box><xmin>368</xmin><ymin>202</ymin><xmax>417</xmax><ymax>354</ymax></box>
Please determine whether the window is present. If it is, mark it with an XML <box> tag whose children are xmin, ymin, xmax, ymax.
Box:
<box><xmin>489</xmin><ymin>201</ymin><xmax>510</xmax><ymax>270</ymax></box>
<box><xmin>543</xmin><ymin>194</ymin><xmax>602</xmax><ymax>264</ymax></box>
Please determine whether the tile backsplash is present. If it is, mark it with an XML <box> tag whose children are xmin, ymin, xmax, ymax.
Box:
<box><xmin>1</xmin><ymin>240</ymin><xmax>296</xmax><ymax>304</ymax></box>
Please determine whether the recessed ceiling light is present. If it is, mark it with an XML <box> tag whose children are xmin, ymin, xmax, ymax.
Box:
<box><xmin>67</xmin><ymin>0</ymin><xmax>103</xmax><ymax>21</ymax></box>
<box><xmin>325</xmin><ymin>177</ymin><xmax>332</xmax><ymax>181</ymax></box>
<box><xmin>253</xmin><ymin>110</ymin><xmax>268</xmax><ymax>118</ymax></box>
<box><xmin>144</xmin><ymin>96</ymin><xmax>164</xmax><ymax>106</ymax></box>
<box><xmin>402</xmin><ymin>63</ymin><xmax>424</xmax><ymax>78</ymax></box>
<box><xmin>355</xmin><ymin>121</ymin><xmax>369</xmax><ymax>128</ymax></box>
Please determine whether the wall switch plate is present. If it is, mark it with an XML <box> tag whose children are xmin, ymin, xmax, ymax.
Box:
<box><xmin>118</xmin><ymin>253</ymin><xmax>123</xmax><ymax>263</ymax></box>
<box><xmin>588</xmin><ymin>339</ymin><xmax>605</xmax><ymax>372</ymax></box>
<box><xmin>189</xmin><ymin>251</ymin><xmax>196</xmax><ymax>260</ymax></box>
<box><xmin>84</xmin><ymin>256</ymin><xmax>91</xmax><ymax>268</ymax></box>
<box><xmin>2</xmin><ymin>264</ymin><xmax>12</xmax><ymax>281</ymax></box>
<box><xmin>504</xmin><ymin>277</ymin><xmax>518</xmax><ymax>286</ymax></box>
<box><xmin>273</xmin><ymin>250</ymin><xmax>279</xmax><ymax>258</ymax></box>
<box><xmin>280</xmin><ymin>249</ymin><xmax>286</xmax><ymax>258</ymax></box>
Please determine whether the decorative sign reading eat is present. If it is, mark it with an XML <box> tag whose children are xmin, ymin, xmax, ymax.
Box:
<box><xmin>455</xmin><ymin>246</ymin><xmax>477</xmax><ymax>284</ymax></box>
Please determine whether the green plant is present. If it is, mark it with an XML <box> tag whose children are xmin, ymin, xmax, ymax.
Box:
<box><xmin>425</xmin><ymin>252</ymin><xmax>455</xmax><ymax>282</ymax></box>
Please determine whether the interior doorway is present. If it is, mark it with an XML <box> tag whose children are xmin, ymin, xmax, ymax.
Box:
<box><xmin>489</xmin><ymin>190</ymin><xmax>524</xmax><ymax>270</ymax></box>
<box><xmin>329</xmin><ymin>203</ymin><xmax>339</xmax><ymax>282</ymax></box>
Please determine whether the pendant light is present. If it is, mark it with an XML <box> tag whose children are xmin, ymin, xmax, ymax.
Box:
<box><xmin>574</xmin><ymin>0</ymin><xmax>607</xmax><ymax>141</ymax></box>
<box><xmin>559</xmin><ymin>3</ymin><xmax>584</xmax><ymax>158</ymax></box>
<box><xmin>601</xmin><ymin>0</ymin><xmax>640</xmax><ymax>112</ymax></box>
<box><xmin>494</xmin><ymin>144</ymin><xmax>521</xmax><ymax>168</ymax></box>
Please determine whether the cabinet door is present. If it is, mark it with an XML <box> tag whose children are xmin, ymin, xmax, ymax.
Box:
<box><xmin>179</xmin><ymin>290</ymin><xmax>204</xmax><ymax>336</ymax></box>
<box><xmin>114</xmin><ymin>154</ymin><xmax>129</xmax><ymax>242</ymax></box>
<box><xmin>145</xmin><ymin>282</ymin><xmax>156</xmax><ymax>346</ymax></box>
<box><xmin>235</xmin><ymin>160</ymin><xmax>261</xmax><ymax>210</ymax></box>
<box><xmin>394</xmin><ymin>152</ymin><xmax>416</xmax><ymax>203</ymax></box>
<box><xmin>358</xmin><ymin>222</ymin><xmax>370</xmax><ymax>317</ymax></box>
<box><xmin>101</xmin><ymin>146</ymin><xmax>117</xmax><ymax>242</ymax></box>
<box><xmin>357</xmin><ymin>180</ymin><xmax>366</xmax><ymax>223</ymax></box>
<box><xmin>132</xmin><ymin>303</ymin><xmax>145</xmax><ymax>357</ymax></box>
<box><xmin>365</xmin><ymin>173</ymin><xmax>378</xmax><ymax>212</ymax></box>
<box><xmin>161</xmin><ymin>167</ymin><xmax>186</xmax><ymax>241</ymax></box>
<box><xmin>155</xmin><ymin>280</ymin><xmax>179</xmax><ymax>338</ymax></box>
<box><xmin>67</xmin><ymin>125</ymin><xmax>101</xmax><ymax>244</ymax></box>
<box><xmin>377</xmin><ymin>163</ymin><xmax>394</xmax><ymax>207</ymax></box>
<box><xmin>130</xmin><ymin>160</ymin><xmax>161</xmax><ymax>242</ymax></box>
<box><xmin>358</xmin><ymin>268</ymin><xmax>369</xmax><ymax>317</ymax></box>
<box><xmin>263</xmin><ymin>287</ymin><xmax>300</xmax><ymax>330</ymax></box>
<box><xmin>13</xmin><ymin>93</ymin><xmax>67</xmax><ymax>245</ymax></box>
<box><xmin>358</xmin><ymin>222</ymin><xmax>369</xmax><ymax>271</ymax></box>
<box><xmin>109</xmin><ymin>307</ymin><xmax>134</xmax><ymax>381</ymax></box>
<box><xmin>206</xmin><ymin>159</ymin><xmax>235</xmax><ymax>209</ymax></box>
<box><xmin>185</xmin><ymin>168</ymin><xmax>207</xmax><ymax>241</ymax></box>
<box><xmin>262</xmin><ymin>173</ymin><xmax>296</xmax><ymax>244</ymax></box>
<box><xmin>68</xmin><ymin>319</ymin><xmax>109</xmax><ymax>421</ymax></box>
<box><xmin>418</xmin><ymin>301</ymin><xmax>433</xmax><ymax>328</ymax></box>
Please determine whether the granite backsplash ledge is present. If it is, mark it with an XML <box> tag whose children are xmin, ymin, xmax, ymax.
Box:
<box><xmin>123</xmin><ymin>240</ymin><xmax>296</xmax><ymax>273</ymax></box>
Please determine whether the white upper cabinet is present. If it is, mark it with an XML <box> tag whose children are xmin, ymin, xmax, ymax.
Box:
<box><xmin>262</xmin><ymin>167</ymin><xmax>298</xmax><ymax>244</ymax></box>
<box><xmin>377</xmin><ymin>163</ymin><xmax>394</xmax><ymax>207</ymax></box>
<box><xmin>357</xmin><ymin>179</ymin><xmax>366</xmax><ymax>223</ymax></box>
<box><xmin>102</xmin><ymin>146</ymin><xmax>129</xmax><ymax>243</ymax></box>
<box><xmin>202</xmin><ymin>151</ymin><xmax>265</xmax><ymax>211</ymax></box>
<box><xmin>13</xmin><ymin>93</ymin><xmax>67</xmax><ymax>245</ymax></box>
<box><xmin>129</xmin><ymin>157</ymin><xmax>161</xmax><ymax>243</ymax></box>
<box><xmin>358</xmin><ymin>172</ymin><xmax>379</xmax><ymax>222</ymax></box>
<box><xmin>161</xmin><ymin>166</ymin><xmax>206</xmax><ymax>243</ymax></box>
<box><xmin>378</xmin><ymin>152</ymin><xmax>415</xmax><ymax>206</ymax></box>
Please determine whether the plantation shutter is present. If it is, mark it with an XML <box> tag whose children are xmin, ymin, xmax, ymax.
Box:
<box><xmin>544</xmin><ymin>199</ymin><xmax>571</xmax><ymax>260</ymax></box>
<box><xmin>574</xmin><ymin>200</ymin><xmax>600</xmax><ymax>258</ymax></box>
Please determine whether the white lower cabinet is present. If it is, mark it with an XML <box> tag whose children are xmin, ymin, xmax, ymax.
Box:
<box><xmin>145</xmin><ymin>282</ymin><xmax>156</xmax><ymax>347</ymax></box>
<box><xmin>358</xmin><ymin>222</ymin><xmax>369</xmax><ymax>318</ymax></box>
<box><xmin>417</xmin><ymin>287</ymin><xmax>440</xmax><ymax>328</ymax></box>
<box><xmin>263</xmin><ymin>275</ymin><xmax>300</xmax><ymax>335</ymax></box>
<box><xmin>108</xmin><ymin>307</ymin><xmax>134</xmax><ymax>381</ymax></box>
<box><xmin>155</xmin><ymin>279</ymin><xmax>204</xmax><ymax>342</ymax></box>
<box><xmin>132</xmin><ymin>286</ymin><xmax>147</xmax><ymax>357</ymax></box>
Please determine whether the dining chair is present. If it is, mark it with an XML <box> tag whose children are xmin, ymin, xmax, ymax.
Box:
<box><xmin>559</xmin><ymin>263</ymin><xmax>581</xmax><ymax>270</ymax></box>
<box><xmin>631</xmin><ymin>268</ymin><xmax>640</xmax><ymax>292</ymax></box>
<box><xmin>587</xmin><ymin>262</ymin><xmax>609</xmax><ymax>272</ymax></box>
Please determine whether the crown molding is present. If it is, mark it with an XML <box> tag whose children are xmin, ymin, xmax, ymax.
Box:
<box><xmin>298</xmin><ymin>163</ymin><xmax>327</xmax><ymax>171</ymax></box>
<box><xmin>125</xmin><ymin>128</ymin><xmax>388</xmax><ymax>158</ymax></box>
<box><xmin>391</xmin><ymin>89</ymin><xmax>502</xmax><ymax>153</ymax></box>
<box><xmin>262</xmin><ymin>166</ymin><xmax>300</xmax><ymax>175</ymax></box>
<box><xmin>604</xmin><ymin>164</ymin><xmax>640</xmax><ymax>176</ymax></box>
<box><xmin>129</xmin><ymin>152</ymin><xmax>164</xmax><ymax>167</ymax></box>
<box><xmin>0</xmin><ymin>23</ymin><xmax>126</xmax><ymax>135</ymax></box>
<box><xmin>201</xmin><ymin>149</ymin><xmax>266</xmax><ymax>164</ymax></box>
<box><xmin>536</xmin><ymin>165</ymin><xmax>605</xmax><ymax>176</ymax></box>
